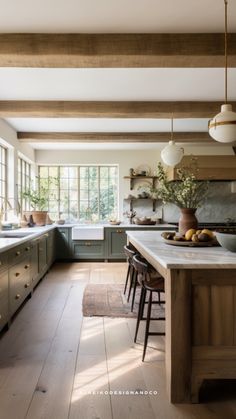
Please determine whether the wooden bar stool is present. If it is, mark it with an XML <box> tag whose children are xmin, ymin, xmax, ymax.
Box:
<box><xmin>123</xmin><ymin>245</ymin><xmax>136</xmax><ymax>301</ymax></box>
<box><xmin>124</xmin><ymin>245</ymin><xmax>142</xmax><ymax>312</ymax></box>
<box><xmin>132</xmin><ymin>254</ymin><xmax>165</xmax><ymax>361</ymax></box>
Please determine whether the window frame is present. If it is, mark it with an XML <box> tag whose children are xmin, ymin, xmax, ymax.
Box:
<box><xmin>18</xmin><ymin>156</ymin><xmax>32</xmax><ymax>213</ymax></box>
<box><xmin>38</xmin><ymin>164</ymin><xmax>119</xmax><ymax>221</ymax></box>
<box><xmin>0</xmin><ymin>145</ymin><xmax>7</xmax><ymax>213</ymax></box>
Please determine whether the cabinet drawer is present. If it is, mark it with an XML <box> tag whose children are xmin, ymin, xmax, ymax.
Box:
<box><xmin>72</xmin><ymin>240</ymin><xmax>105</xmax><ymax>259</ymax></box>
<box><xmin>0</xmin><ymin>252</ymin><xmax>8</xmax><ymax>273</ymax></box>
<box><xmin>9</xmin><ymin>258</ymin><xmax>31</xmax><ymax>315</ymax></box>
<box><xmin>0</xmin><ymin>271</ymin><xmax>9</xmax><ymax>331</ymax></box>
<box><xmin>8</xmin><ymin>242</ymin><xmax>31</xmax><ymax>265</ymax></box>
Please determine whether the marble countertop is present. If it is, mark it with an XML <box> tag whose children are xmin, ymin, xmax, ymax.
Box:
<box><xmin>0</xmin><ymin>224</ymin><xmax>176</xmax><ymax>253</ymax></box>
<box><xmin>57</xmin><ymin>223</ymin><xmax>175</xmax><ymax>228</ymax></box>
<box><xmin>0</xmin><ymin>225</ymin><xmax>55</xmax><ymax>253</ymax></box>
<box><xmin>127</xmin><ymin>230</ymin><xmax>236</xmax><ymax>269</ymax></box>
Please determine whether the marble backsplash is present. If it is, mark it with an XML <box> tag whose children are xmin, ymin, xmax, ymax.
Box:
<box><xmin>123</xmin><ymin>182</ymin><xmax>236</xmax><ymax>224</ymax></box>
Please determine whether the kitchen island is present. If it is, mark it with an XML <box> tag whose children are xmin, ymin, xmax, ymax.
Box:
<box><xmin>127</xmin><ymin>230</ymin><xmax>236</xmax><ymax>404</ymax></box>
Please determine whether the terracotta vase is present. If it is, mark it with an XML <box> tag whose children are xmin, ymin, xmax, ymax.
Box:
<box><xmin>178</xmin><ymin>208</ymin><xmax>198</xmax><ymax>235</ymax></box>
<box><xmin>24</xmin><ymin>211</ymin><xmax>48</xmax><ymax>226</ymax></box>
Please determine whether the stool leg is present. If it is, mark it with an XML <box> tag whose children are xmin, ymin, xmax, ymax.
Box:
<box><xmin>127</xmin><ymin>265</ymin><xmax>134</xmax><ymax>302</ymax></box>
<box><xmin>131</xmin><ymin>271</ymin><xmax>138</xmax><ymax>312</ymax></box>
<box><xmin>123</xmin><ymin>264</ymin><xmax>130</xmax><ymax>295</ymax></box>
<box><xmin>141</xmin><ymin>288</ymin><xmax>147</xmax><ymax>319</ymax></box>
<box><xmin>142</xmin><ymin>290</ymin><xmax>152</xmax><ymax>362</ymax></box>
<box><xmin>134</xmin><ymin>286</ymin><xmax>145</xmax><ymax>343</ymax></box>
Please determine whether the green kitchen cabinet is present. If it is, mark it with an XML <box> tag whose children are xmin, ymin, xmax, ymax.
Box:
<box><xmin>56</xmin><ymin>227</ymin><xmax>72</xmax><ymax>259</ymax></box>
<box><xmin>9</xmin><ymin>256</ymin><xmax>31</xmax><ymax>316</ymax></box>
<box><xmin>46</xmin><ymin>229</ymin><xmax>56</xmax><ymax>266</ymax></box>
<box><xmin>38</xmin><ymin>235</ymin><xmax>47</xmax><ymax>275</ymax></box>
<box><xmin>71</xmin><ymin>240</ymin><xmax>105</xmax><ymax>260</ymax></box>
<box><xmin>30</xmin><ymin>238</ymin><xmax>39</xmax><ymax>287</ymax></box>
<box><xmin>106</xmin><ymin>228</ymin><xmax>127</xmax><ymax>259</ymax></box>
<box><xmin>0</xmin><ymin>270</ymin><xmax>9</xmax><ymax>331</ymax></box>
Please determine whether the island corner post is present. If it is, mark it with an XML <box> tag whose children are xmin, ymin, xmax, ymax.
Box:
<box><xmin>127</xmin><ymin>231</ymin><xmax>236</xmax><ymax>404</ymax></box>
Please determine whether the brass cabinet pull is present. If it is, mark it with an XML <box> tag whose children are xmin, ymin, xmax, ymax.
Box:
<box><xmin>16</xmin><ymin>251</ymin><xmax>21</xmax><ymax>256</ymax></box>
<box><xmin>85</xmin><ymin>242</ymin><xmax>91</xmax><ymax>246</ymax></box>
<box><xmin>24</xmin><ymin>283</ymin><xmax>30</xmax><ymax>288</ymax></box>
<box><xmin>24</xmin><ymin>264</ymin><xmax>30</xmax><ymax>269</ymax></box>
<box><xmin>25</xmin><ymin>246</ymin><xmax>30</xmax><ymax>251</ymax></box>
<box><xmin>116</xmin><ymin>229</ymin><xmax>123</xmax><ymax>233</ymax></box>
<box><xmin>15</xmin><ymin>294</ymin><xmax>20</xmax><ymax>300</ymax></box>
<box><xmin>15</xmin><ymin>272</ymin><xmax>20</xmax><ymax>277</ymax></box>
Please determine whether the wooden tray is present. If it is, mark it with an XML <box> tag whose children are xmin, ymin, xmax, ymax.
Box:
<box><xmin>162</xmin><ymin>238</ymin><xmax>218</xmax><ymax>247</ymax></box>
<box><xmin>134</xmin><ymin>220</ymin><xmax>156</xmax><ymax>225</ymax></box>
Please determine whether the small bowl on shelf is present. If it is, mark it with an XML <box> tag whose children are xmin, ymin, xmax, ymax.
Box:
<box><xmin>215</xmin><ymin>232</ymin><xmax>236</xmax><ymax>252</ymax></box>
<box><xmin>109</xmin><ymin>220</ymin><xmax>121</xmax><ymax>225</ymax></box>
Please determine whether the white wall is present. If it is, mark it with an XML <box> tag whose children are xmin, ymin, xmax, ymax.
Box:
<box><xmin>0</xmin><ymin>119</ymin><xmax>35</xmax><ymax>162</ymax></box>
<box><xmin>35</xmin><ymin>145</ymin><xmax>235</xmax><ymax>219</ymax></box>
<box><xmin>0</xmin><ymin>119</ymin><xmax>35</xmax><ymax>210</ymax></box>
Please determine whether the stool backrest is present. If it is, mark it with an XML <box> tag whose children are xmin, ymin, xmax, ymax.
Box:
<box><xmin>124</xmin><ymin>245</ymin><xmax>136</xmax><ymax>262</ymax></box>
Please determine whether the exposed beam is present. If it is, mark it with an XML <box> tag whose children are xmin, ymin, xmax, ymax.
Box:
<box><xmin>17</xmin><ymin>131</ymin><xmax>214</xmax><ymax>143</ymax></box>
<box><xmin>0</xmin><ymin>34</ymin><xmax>235</xmax><ymax>68</ymax></box>
<box><xmin>2</xmin><ymin>101</ymin><xmax>236</xmax><ymax>118</ymax></box>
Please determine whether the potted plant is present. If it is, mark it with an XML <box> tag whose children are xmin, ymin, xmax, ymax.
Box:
<box><xmin>21</xmin><ymin>176</ymin><xmax>56</xmax><ymax>226</ymax></box>
<box><xmin>155</xmin><ymin>162</ymin><xmax>209</xmax><ymax>234</ymax></box>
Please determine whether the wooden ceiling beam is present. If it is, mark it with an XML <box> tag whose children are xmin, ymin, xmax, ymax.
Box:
<box><xmin>2</xmin><ymin>101</ymin><xmax>236</xmax><ymax>118</ymax></box>
<box><xmin>17</xmin><ymin>131</ymin><xmax>214</xmax><ymax>143</ymax></box>
<box><xmin>0</xmin><ymin>33</ymin><xmax>236</xmax><ymax>68</ymax></box>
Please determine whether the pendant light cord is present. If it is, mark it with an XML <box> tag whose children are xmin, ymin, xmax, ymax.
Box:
<box><xmin>171</xmin><ymin>114</ymin><xmax>174</xmax><ymax>141</ymax></box>
<box><xmin>225</xmin><ymin>0</ymin><xmax>228</xmax><ymax>104</ymax></box>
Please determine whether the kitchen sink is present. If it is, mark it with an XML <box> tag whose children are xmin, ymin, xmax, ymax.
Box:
<box><xmin>72</xmin><ymin>225</ymin><xmax>104</xmax><ymax>240</ymax></box>
<box><xmin>0</xmin><ymin>232</ymin><xmax>35</xmax><ymax>238</ymax></box>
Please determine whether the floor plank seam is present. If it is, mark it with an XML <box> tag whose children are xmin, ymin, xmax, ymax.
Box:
<box><xmin>24</xmin><ymin>284</ymin><xmax>76</xmax><ymax>419</ymax></box>
<box><xmin>103</xmin><ymin>317</ymin><xmax>114</xmax><ymax>419</ymax></box>
<box><xmin>67</xmin><ymin>314</ymin><xmax>85</xmax><ymax>419</ymax></box>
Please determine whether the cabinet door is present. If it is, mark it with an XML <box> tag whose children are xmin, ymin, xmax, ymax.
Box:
<box><xmin>46</xmin><ymin>230</ymin><xmax>55</xmax><ymax>266</ymax></box>
<box><xmin>9</xmin><ymin>257</ymin><xmax>31</xmax><ymax>315</ymax></box>
<box><xmin>31</xmin><ymin>239</ymin><xmax>39</xmax><ymax>286</ymax></box>
<box><xmin>0</xmin><ymin>252</ymin><xmax>8</xmax><ymax>274</ymax></box>
<box><xmin>38</xmin><ymin>236</ymin><xmax>47</xmax><ymax>274</ymax></box>
<box><xmin>72</xmin><ymin>240</ymin><xmax>105</xmax><ymax>260</ymax></box>
<box><xmin>0</xmin><ymin>271</ymin><xmax>9</xmax><ymax>331</ymax></box>
<box><xmin>107</xmin><ymin>229</ymin><xmax>127</xmax><ymax>259</ymax></box>
<box><xmin>56</xmin><ymin>228</ymin><xmax>71</xmax><ymax>259</ymax></box>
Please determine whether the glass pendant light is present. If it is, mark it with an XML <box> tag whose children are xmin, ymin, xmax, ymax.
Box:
<box><xmin>209</xmin><ymin>0</ymin><xmax>236</xmax><ymax>143</ymax></box>
<box><xmin>161</xmin><ymin>117</ymin><xmax>184</xmax><ymax>166</ymax></box>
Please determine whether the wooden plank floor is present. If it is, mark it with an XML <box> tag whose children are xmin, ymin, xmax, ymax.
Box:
<box><xmin>0</xmin><ymin>262</ymin><xmax>235</xmax><ymax>419</ymax></box>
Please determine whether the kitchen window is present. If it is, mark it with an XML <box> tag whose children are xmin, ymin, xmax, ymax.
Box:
<box><xmin>0</xmin><ymin>145</ymin><xmax>7</xmax><ymax>211</ymax></box>
<box><xmin>38</xmin><ymin>165</ymin><xmax>118</xmax><ymax>221</ymax></box>
<box><xmin>18</xmin><ymin>157</ymin><xmax>31</xmax><ymax>212</ymax></box>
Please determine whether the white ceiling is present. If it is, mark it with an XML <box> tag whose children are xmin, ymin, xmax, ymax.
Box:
<box><xmin>0</xmin><ymin>0</ymin><xmax>236</xmax><ymax>33</ymax></box>
<box><xmin>0</xmin><ymin>68</ymin><xmax>236</xmax><ymax>101</ymax></box>
<box><xmin>7</xmin><ymin>118</ymin><xmax>209</xmax><ymax>133</ymax></box>
<box><xmin>0</xmin><ymin>0</ymin><xmax>236</xmax><ymax>150</ymax></box>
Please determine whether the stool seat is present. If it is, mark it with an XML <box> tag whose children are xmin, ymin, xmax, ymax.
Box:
<box><xmin>144</xmin><ymin>277</ymin><xmax>164</xmax><ymax>292</ymax></box>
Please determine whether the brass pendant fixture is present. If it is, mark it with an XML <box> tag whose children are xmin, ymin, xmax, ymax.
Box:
<box><xmin>209</xmin><ymin>0</ymin><xmax>236</xmax><ymax>143</ymax></box>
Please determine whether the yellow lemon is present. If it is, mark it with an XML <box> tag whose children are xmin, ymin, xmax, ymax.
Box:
<box><xmin>185</xmin><ymin>229</ymin><xmax>196</xmax><ymax>241</ymax></box>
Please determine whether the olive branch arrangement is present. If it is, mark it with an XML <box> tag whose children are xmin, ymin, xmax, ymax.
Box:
<box><xmin>155</xmin><ymin>161</ymin><xmax>209</xmax><ymax>209</ymax></box>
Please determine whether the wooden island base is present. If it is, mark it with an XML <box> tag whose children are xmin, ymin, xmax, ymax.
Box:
<box><xmin>127</xmin><ymin>231</ymin><xmax>236</xmax><ymax>403</ymax></box>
